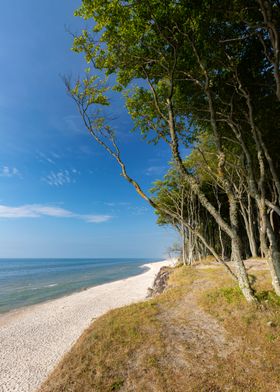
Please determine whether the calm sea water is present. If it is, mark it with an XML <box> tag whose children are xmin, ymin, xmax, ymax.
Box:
<box><xmin>0</xmin><ymin>258</ymin><xmax>159</xmax><ymax>314</ymax></box>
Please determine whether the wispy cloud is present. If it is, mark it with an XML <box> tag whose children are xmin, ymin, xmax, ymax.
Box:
<box><xmin>42</xmin><ymin>169</ymin><xmax>79</xmax><ymax>187</ymax></box>
<box><xmin>103</xmin><ymin>201</ymin><xmax>148</xmax><ymax>216</ymax></box>
<box><xmin>59</xmin><ymin>114</ymin><xmax>83</xmax><ymax>135</ymax></box>
<box><xmin>0</xmin><ymin>166</ymin><xmax>22</xmax><ymax>178</ymax></box>
<box><xmin>128</xmin><ymin>206</ymin><xmax>149</xmax><ymax>215</ymax></box>
<box><xmin>36</xmin><ymin>151</ymin><xmax>63</xmax><ymax>165</ymax></box>
<box><xmin>0</xmin><ymin>204</ymin><xmax>112</xmax><ymax>223</ymax></box>
<box><xmin>84</xmin><ymin>214</ymin><xmax>113</xmax><ymax>223</ymax></box>
<box><xmin>36</xmin><ymin>152</ymin><xmax>55</xmax><ymax>165</ymax></box>
<box><xmin>104</xmin><ymin>201</ymin><xmax>130</xmax><ymax>207</ymax></box>
<box><xmin>50</xmin><ymin>152</ymin><xmax>61</xmax><ymax>159</ymax></box>
<box><xmin>145</xmin><ymin>165</ymin><xmax>166</xmax><ymax>177</ymax></box>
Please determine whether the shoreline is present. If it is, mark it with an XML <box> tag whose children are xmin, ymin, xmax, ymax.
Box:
<box><xmin>0</xmin><ymin>262</ymin><xmax>151</xmax><ymax>321</ymax></box>
<box><xmin>0</xmin><ymin>258</ymin><xmax>158</xmax><ymax>316</ymax></box>
<box><xmin>0</xmin><ymin>259</ymin><xmax>174</xmax><ymax>392</ymax></box>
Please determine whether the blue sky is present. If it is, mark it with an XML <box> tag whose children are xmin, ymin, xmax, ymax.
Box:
<box><xmin>0</xmin><ymin>0</ymin><xmax>175</xmax><ymax>258</ymax></box>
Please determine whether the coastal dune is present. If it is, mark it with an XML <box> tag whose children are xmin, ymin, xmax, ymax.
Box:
<box><xmin>0</xmin><ymin>260</ymin><xmax>171</xmax><ymax>392</ymax></box>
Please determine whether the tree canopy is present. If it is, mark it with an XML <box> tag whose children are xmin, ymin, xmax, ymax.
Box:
<box><xmin>69</xmin><ymin>0</ymin><xmax>280</xmax><ymax>302</ymax></box>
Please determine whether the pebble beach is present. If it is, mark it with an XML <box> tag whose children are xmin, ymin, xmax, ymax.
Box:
<box><xmin>0</xmin><ymin>260</ymin><xmax>171</xmax><ymax>392</ymax></box>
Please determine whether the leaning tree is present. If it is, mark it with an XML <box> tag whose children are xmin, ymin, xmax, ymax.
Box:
<box><xmin>68</xmin><ymin>0</ymin><xmax>280</xmax><ymax>301</ymax></box>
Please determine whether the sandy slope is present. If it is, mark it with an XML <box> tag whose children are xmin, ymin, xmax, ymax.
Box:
<box><xmin>0</xmin><ymin>260</ymin><xmax>173</xmax><ymax>392</ymax></box>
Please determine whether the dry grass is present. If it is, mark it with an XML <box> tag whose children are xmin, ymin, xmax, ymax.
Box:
<box><xmin>199</xmin><ymin>267</ymin><xmax>280</xmax><ymax>391</ymax></box>
<box><xmin>193</xmin><ymin>255</ymin><xmax>219</xmax><ymax>265</ymax></box>
<box><xmin>39</xmin><ymin>264</ymin><xmax>280</xmax><ymax>392</ymax></box>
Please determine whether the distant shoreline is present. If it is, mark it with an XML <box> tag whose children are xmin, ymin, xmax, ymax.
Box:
<box><xmin>0</xmin><ymin>259</ymin><xmax>174</xmax><ymax>392</ymax></box>
<box><xmin>0</xmin><ymin>258</ymin><xmax>159</xmax><ymax>315</ymax></box>
<box><xmin>0</xmin><ymin>263</ymin><xmax>150</xmax><ymax>321</ymax></box>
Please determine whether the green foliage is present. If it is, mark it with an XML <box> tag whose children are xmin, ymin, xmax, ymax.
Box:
<box><xmin>70</xmin><ymin>76</ymin><xmax>109</xmax><ymax>106</ymax></box>
<box><xmin>72</xmin><ymin>0</ymin><xmax>280</xmax><ymax>167</ymax></box>
<box><xmin>257</xmin><ymin>291</ymin><xmax>280</xmax><ymax>307</ymax></box>
<box><xmin>110</xmin><ymin>379</ymin><xmax>124</xmax><ymax>391</ymax></box>
<box><xmin>72</xmin><ymin>0</ymin><xmax>280</xmax><ymax>166</ymax></box>
<box><xmin>206</xmin><ymin>286</ymin><xmax>244</xmax><ymax>305</ymax></box>
<box><xmin>69</xmin><ymin>0</ymin><xmax>280</xmax><ymax>299</ymax></box>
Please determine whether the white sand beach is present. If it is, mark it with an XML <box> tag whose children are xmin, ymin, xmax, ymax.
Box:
<box><xmin>0</xmin><ymin>260</ymin><xmax>173</xmax><ymax>392</ymax></box>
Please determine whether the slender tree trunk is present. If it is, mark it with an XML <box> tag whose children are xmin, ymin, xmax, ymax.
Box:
<box><xmin>240</xmin><ymin>195</ymin><xmax>258</xmax><ymax>258</ymax></box>
<box><xmin>180</xmin><ymin>218</ymin><xmax>237</xmax><ymax>279</ymax></box>
<box><xmin>231</xmin><ymin>236</ymin><xmax>256</xmax><ymax>300</ymax></box>
<box><xmin>188</xmin><ymin>232</ymin><xmax>194</xmax><ymax>265</ymax></box>
<box><xmin>266</xmin><ymin>218</ymin><xmax>280</xmax><ymax>295</ymax></box>
<box><xmin>234</xmin><ymin>77</ymin><xmax>280</xmax><ymax>295</ymax></box>
<box><xmin>247</xmin><ymin>195</ymin><xmax>258</xmax><ymax>258</ymax></box>
<box><xmin>166</xmin><ymin>96</ymin><xmax>256</xmax><ymax>301</ymax></box>
<box><xmin>214</xmin><ymin>186</ymin><xmax>226</xmax><ymax>260</ymax></box>
<box><xmin>257</xmin><ymin>128</ymin><xmax>280</xmax><ymax>204</ymax></box>
<box><xmin>258</xmin><ymin>201</ymin><xmax>269</xmax><ymax>257</ymax></box>
<box><xmin>228</xmin><ymin>194</ymin><xmax>256</xmax><ymax>301</ymax></box>
<box><xmin>181</xmin><ymin>224</ymin><xmax>187</xmax><ymax>266</ymax></box>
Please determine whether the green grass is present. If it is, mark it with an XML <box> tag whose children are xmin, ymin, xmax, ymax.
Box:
<box><xmin>205</xmin><ymin>286</ymin><xmax>244</xmax><ymax>304</ymax></box>
<box><xmin>256</xmin><ymin>290</ymin><xmax>280</xmax><ymax>306</ymax></box>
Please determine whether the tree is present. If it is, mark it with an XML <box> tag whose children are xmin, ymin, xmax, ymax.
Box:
<box><xmin>69</xmin><ymin>0</ymin><xmax>280</xmax><ymax>301</ymax></box>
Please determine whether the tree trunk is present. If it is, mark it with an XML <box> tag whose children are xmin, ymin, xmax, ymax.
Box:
<box><xmin>167</xmin><ymin>98</ymin><xmax>256</xmax><ymax>301</ymax></box>
<box><xmin>258</xmin><ymin>201</ymin><xmax>269</xmax><ymax>257</ymax></box>
<box><xmin>231</xmin><ymin>237</ymin><xmax>256</xmax><ymax>302</ymax></box>
<box><xmin>228</xmin><ymin>194</ymin><xmax>256</xmax><ymax>301</ymax></box>
<box><xmin>247</xmin><ymin>196</ymin><xmax>258</xmax><ymax>258</ymax></box>
<box><xmin>266</xmin><ymin>218</ymin><xmax>280</xmax><ymax>295</ymax></box>
<box><xmin>181</xmin><ymin>225</ymin><xmax>187</xmax><ymax>266</ymax></box>
<box><xmin>240</xmin><ymin>195</ymin><xmax>258</xmax><ymax>258</ymax></box>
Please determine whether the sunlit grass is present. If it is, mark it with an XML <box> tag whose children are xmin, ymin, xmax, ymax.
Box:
<box><xmin>39</xmin><ymin>264</ymin><xmax>280</xmax><ymax>392</ymax></box>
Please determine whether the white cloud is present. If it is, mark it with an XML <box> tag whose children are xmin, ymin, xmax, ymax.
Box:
<box><xmin>32</xmin><ymin>206</ymin><xmax>73</xmax><ymax>218</ymax></box>
<box><xmin>0</xmin><ymin>204</ymin><xmax>112</xmax><ymax>223</ymax></box>
<box><xmin>51</xmin><ymin>152</ymin><xmax>61</xmax><ymax>159</ymax></box>
<box><xmin>0</xmin><ymin>205</ymin><xmax>39</xmax><ymax>218</ymax></box>
<box><xmin>0</xmin><ymin>166</ymin><xmax>22</xmax><ymax>178</ymax></box>
<box><xmin>42</xmin><ymin>169</ymin><xmax>78</xmax><ymax>187</ymax></box>
<box><xmin>36</xmin><ymin>151</ymin><xmax>62</xmax><ymax>165</ymax></box>
<box><xmin>84</xmin><ymin>214</ymin><xmax>113</xmax><ymax>223</ymax></box>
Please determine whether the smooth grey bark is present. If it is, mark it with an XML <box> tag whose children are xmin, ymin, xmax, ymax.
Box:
<box><xmin>166</xmin><ymin>98</ymin><xmax>255</xmax><ymax>301</ymax></box>
<box><xmin>158</xmin><ymin>185</ymin><xmax>237</xmax><ymax>279</ymax></box>
<box><xmin>236</xmin><ymin>80</ymin><xmax>280</xmax><ymax>294</ymax></box>
<box><xmin>266</xmin><ymin>218</ymin><xmax>280</xmax><ymax>296</ymax></box>
<box><xmin>180</xmin><ymin>187</ymin><xmax>188</xmax><ymax>266</ymax></box>
<box><xmin>239</xmin><ymin>194</ymin><xmax>258</xmax><ymax>258</ymax></box>
<box><xmin>181</xmin><ymin>225</ymin><xmax>187</xmax><ymax>266</ymax></box>
<box><xmin>185</xmin><ymin>42</ymin><xmax>256</xmax><ymax>301</ymax></box>
<box><xmin>214</xmin><ymin>187</ymin><xmax>226</xmax><ymax>260</ymax></box>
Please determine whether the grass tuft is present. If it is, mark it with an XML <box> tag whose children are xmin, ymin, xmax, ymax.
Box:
<box><xmin>257</xmin><ymin>290</ymin><xmax>280</xmax><ymax>307</ymax></box>
<box><xmin>205</xmin><ymin>286</ymin><xmax>244</xmax><ymax>304</ymax></box>
<box><xmin>110</xmin><ymin>379</ymin><xmax>124</xmax><ymax>391</ymax></box>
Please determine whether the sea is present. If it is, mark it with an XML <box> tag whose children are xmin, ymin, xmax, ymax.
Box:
<box><xmin>0</xmin><ymin>258</ymin><xmax>159</xmax><ymax>314</ymax></box>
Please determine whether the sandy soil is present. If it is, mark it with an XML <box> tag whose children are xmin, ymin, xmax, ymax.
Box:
<box><xmin>0</xmin><ymin>260</ymin><xmax>173</xmax><ymax>392</ymax></box>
